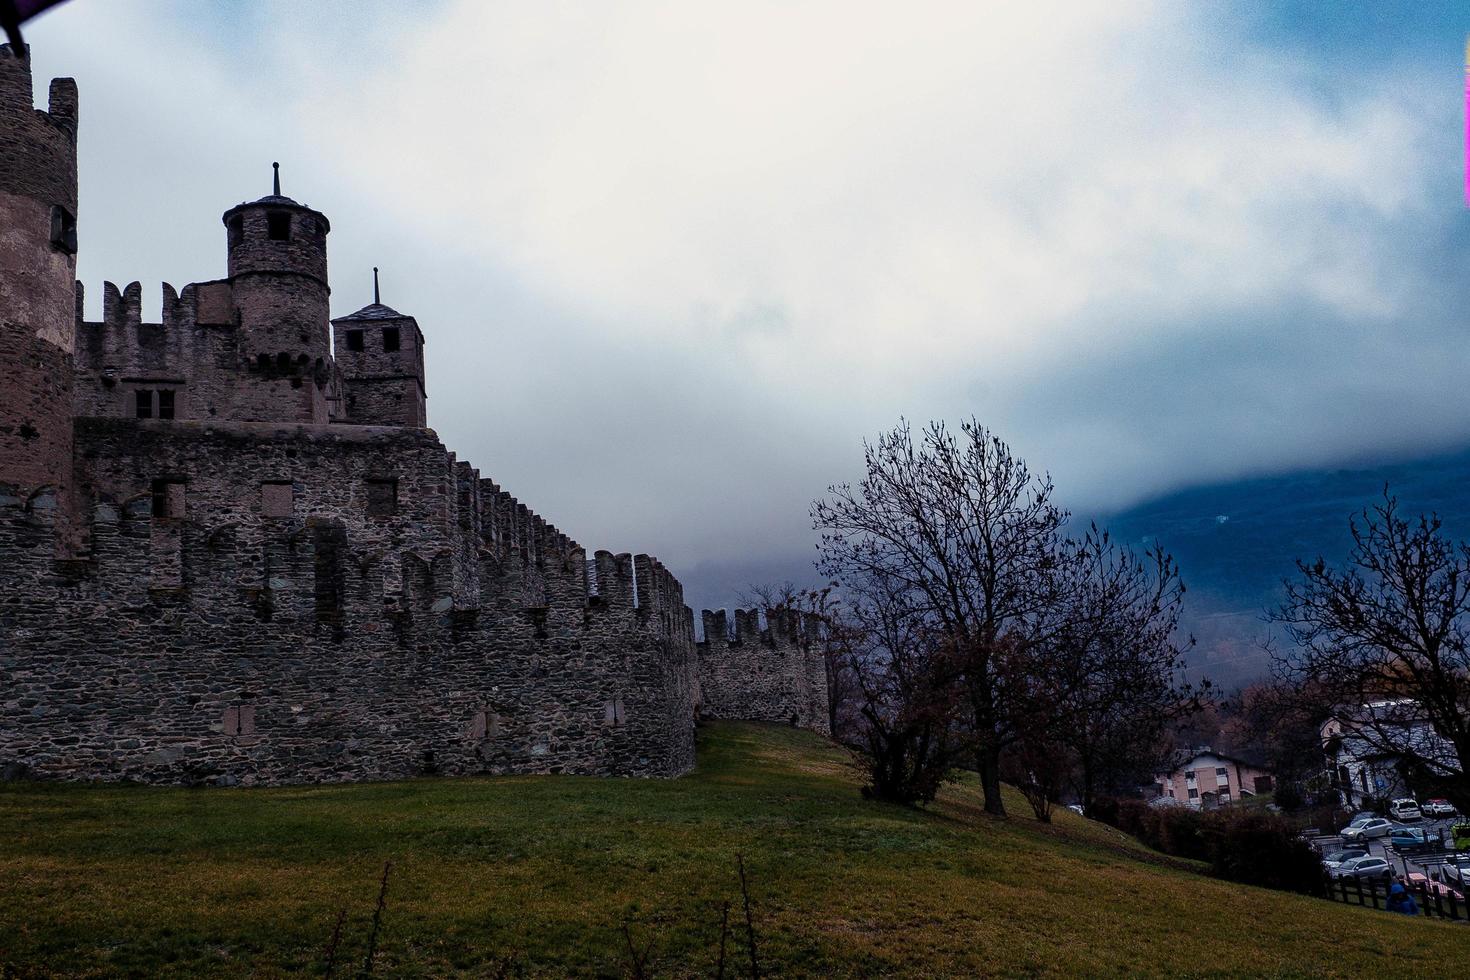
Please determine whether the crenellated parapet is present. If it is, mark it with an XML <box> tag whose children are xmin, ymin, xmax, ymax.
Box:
<box><xmin>696</xmin><ymin>606</ymin><xmax>832</xmax><ymax>735</ymax></box>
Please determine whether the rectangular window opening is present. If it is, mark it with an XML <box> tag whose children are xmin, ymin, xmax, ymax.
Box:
<box><xmin>135</xmin><ymin>389</ymin><xmax>153</xmax><ymax>419</ymax></box>
<box><xmin>266</xmin><ymin>212</ymin><xmax>291</xmax><ymax>241</ymax></box>
<box><xmin>151</xmin><ymin>478</ymin><xmax>185</xmax><ymax>519</ymax></box>
<box><xmin>157</xmin><ymin>389</ymin><xmax>175</xmax><ymax>419</ymax></box>
<box><xmin>50</xmin><ymin>205</ymin><xmax>77</xmax><ymax>254</ymax></box>
<box><xmin>382</xmin><ymin>327</ymin><xmax>400</xmax><ymax>353</ymax></box>
<box><xmin>365</xmin><ymin>478</ymin><xmax>397</xmax><ymax>517</ymax></box>
<box><xmin>345</xmin><ymin>329</ymin><xmax>364</xmax><ymax>352</ymax></box>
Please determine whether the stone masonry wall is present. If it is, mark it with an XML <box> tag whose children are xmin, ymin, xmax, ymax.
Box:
<box><xmin>72</xmin><ymin>279</ymin><xmax>336</xmax><ymax>426</ymax></box>
<box><xmin>697</xmin><ymin>608</ymin><xmax>831</xmax><ymax>736</ymax></box>
<box><xmin>0</xmin><ymin>418</ymin><xmax>697</xmax><ymax>785</ymax></box>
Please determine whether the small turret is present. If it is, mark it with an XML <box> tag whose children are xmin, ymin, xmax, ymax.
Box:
<box><xmin>330</xmin><ymin>268</ymin><xmax>427</xmax><ymax>427</ymax></box>
<box><xmin>221</xmin><ymin>163</ymin><xmax>333</xmax><ymax>422</ymax></box>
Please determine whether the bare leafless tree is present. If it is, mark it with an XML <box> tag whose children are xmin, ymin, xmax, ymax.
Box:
<box><xmin>1044</xmin><ymin>526</ymin><xmax>1198</xmax><ymax>813</ymax></box>
<box><xmin>813</xmin><ymin>419</ymin><xmax>1070</xmax><ymax>815</ymax></box>
<box><xmin>1271</xmin><ymin>492</ymin><xmax>1470</xmax><ymax>808</ymax></box>
<box><xmin>831</xmin><ymin>567</ymin><xmax>968</xmax><ymax>805</ymax></box>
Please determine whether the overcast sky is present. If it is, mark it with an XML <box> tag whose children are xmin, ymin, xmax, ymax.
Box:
<box><xmin>22</xmin><ymin>1</ymin><xmax>1470</xmax><ymax>612</ymax></box>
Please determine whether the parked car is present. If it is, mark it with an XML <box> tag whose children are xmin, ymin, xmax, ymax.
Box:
<box><xmin>1331</xmin><ymin>855</ymin><xmax>1394</xmax><ymax>883</ymax></box>
<box><xmin>1389</xmin><ymin>826</ymin><xmax>1430</xmax><ymax>849</ymax></box>
<box><xmin>1321</xmin><ymin>848</ymin><xmax>1368</xmax><ymax>872</ymax></box>
<box><xmin>1342</xmin><ymin>818</ymin><xmax>1395</xmax><ymax>842</ymax></box>
<box><xmin>1423</xmin><ymin>799</ymin><xmax>1457</xmax><ymax>818</ymax></box>
<box><xmin>1435</xmin><ymin>854</ymin><xmax>1470</xmax><ymax>890</ymax></box>
<box><xmin>1388</xmin><ymin>799</ymin><xmax>1423</xmax><ymax>822</ymax></box>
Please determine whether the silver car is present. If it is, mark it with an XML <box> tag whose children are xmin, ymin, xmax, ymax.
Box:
<box><xmin>1331</xmin><ymin>855</ymin><xmax>1393</xmax><ymax>882</ymax></box>
<box><xmin>1341</xmin><ymin>817</ymin><xmax>1394</xmax><ymax>842</ymax></box>
<box><xmin>1321</xmin><ymin>848</ymin><xmax>1368</xmax><ymax>872</ymax></box>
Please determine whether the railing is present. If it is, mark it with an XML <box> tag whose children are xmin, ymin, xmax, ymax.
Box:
<box><xmin>1322</xmin><ymin>874</ymin><xmax>1468</xmax><ymax>922</ymax></box>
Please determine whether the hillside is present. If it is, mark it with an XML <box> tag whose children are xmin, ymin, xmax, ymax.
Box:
<box><xmin>2</xmin><ymin>723</ymin><xmax>1467</xmax><ymax>977</ymax></box>
<box><xmin>1100</xmin><ymin>447</ymin><xmax>1470</xmax><ymax>686</ymax></box>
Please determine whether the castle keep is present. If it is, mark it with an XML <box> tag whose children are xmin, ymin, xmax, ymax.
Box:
<box><xmin>0</xmin><ymin>47</ymin><xmax>829</xmax><ymax>786</ymax></box>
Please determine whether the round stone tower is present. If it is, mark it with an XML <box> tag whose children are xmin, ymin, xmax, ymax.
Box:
<box><xmin>222</xmin><ymin>163</ymin><xmax>332</xmax><ymax>370</ymax></box>
<box><xmin>0</xmin><ymin>44</ymin><xmax>79</xmax><ymax>514</ymax></box>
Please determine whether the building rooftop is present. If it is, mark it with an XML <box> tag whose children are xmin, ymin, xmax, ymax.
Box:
<box><xmin>336</xmin><ymin>302</ymin><xmax>407</xmax><ymax>321</ymax></box>
<box><xmin>335</xmin><ymin>268</ymin><xmax>408</xmax><ymax>321</ymax></box>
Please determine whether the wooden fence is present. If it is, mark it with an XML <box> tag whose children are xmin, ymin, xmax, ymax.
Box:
<box><xmin>1322</xmin><ymin>874</ymin><xmax>1468</xmax><ymax>922</ymax></box>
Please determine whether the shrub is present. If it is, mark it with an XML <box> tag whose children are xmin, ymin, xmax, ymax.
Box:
<box><xmin>1096</xmin><ymin>798</ymin><xmax>1323</xmax><ymax>895</ymax></box>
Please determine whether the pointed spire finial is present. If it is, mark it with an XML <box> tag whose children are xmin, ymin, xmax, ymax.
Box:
<box><xmin>272</xmin><ymin>161</ymin><xmax>280</xmax><ymax>197</ymax></box>
<box><xmin>373</xmin><ymin>267</ymin><xmax>380</xmax><ymax>305</ymax></box>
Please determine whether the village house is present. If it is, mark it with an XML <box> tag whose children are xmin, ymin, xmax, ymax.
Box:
<box><xmin>1154</xmin><ymin>749</ymin><xmax>1275</xmax><ymax>808</ymax></box>
<box><xmin>1321</xmin><ymin>700</ymin><xmax>1461</xmax><ymax>808</ymax></box>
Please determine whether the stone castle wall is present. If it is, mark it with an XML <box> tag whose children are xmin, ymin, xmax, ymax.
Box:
<box><xmin>698</xmin><ymin>608</ymin><xmax>831</xmax><ymax>735</ymax></box>
<box><xmin>0</xmin><ymin>45</ymin><xmax>827</xmax><ymax>787</ymax></box>
<box><xmin>72</xmin><ymin>279</ymin><xmax>340</xmax><ymax>426</ymax></box>
<box><xmin>1</xmin><ymin>419</ymin><xmax>699</xmax><ymax>784</ymax></box>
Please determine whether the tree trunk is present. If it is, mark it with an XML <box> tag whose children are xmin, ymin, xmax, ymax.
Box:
<box><xmin>1079</xmin><ymin>758</ymin><xmax>1096</xmax><ymax>816</ymax></box>
<box><xmin>979</xmin><ymin>745</ymin><xmax>1006</xmax><ymax>816</ymax></box>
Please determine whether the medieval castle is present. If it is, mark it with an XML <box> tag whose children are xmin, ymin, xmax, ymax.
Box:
<box><xmin>0</xmin><ymin>46</ymin><xmax>829</xmax><ymax>785</ymax></box>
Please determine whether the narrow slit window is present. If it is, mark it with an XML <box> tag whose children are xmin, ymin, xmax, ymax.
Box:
<box><xmin>227</xmin><ymin>214</ymin><xmax>243</xmax><ymax>249</ymax></box>
<box><xmin>345</xmin><ymin>329</ymin><xmax>364</xmax><ymax>352</ymax></box>
<box><xmin>313</xmin><ymin>524</ymin><xmax>347</xmax><ymax>636</ymax></box>
<box><xmin>266</xmin><ymin>212</ymin><xmax>291</xmax><ymax>241</ymax></box>
<box><xmin>381</xmin><ymin>327</ymin><xmax>400</xmax><ymax>352</ymax></box>
<box><xmin>135</xmin><ymin>390</ymin><xmax>153</xmax><ymax>418</ymax></box>
<box><xmin>157</xmin><ymin>389</ymin><xmax>175</xmax><ymax>419</ymax></box>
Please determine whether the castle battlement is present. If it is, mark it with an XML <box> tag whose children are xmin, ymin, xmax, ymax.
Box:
<box><xmin>0</xmin><ymin>53</ymin><xmax>826</xmax><ymax>787</ymax></box>
<box><xmin>696</xmin><ymin>607</ymin><xmax>831</xmax><ymax>734</ymax></box>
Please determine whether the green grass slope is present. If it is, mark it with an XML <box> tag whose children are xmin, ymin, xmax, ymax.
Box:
<box><xmin>2</xmin><ymin>723</ymin><xmax>1466</xmax><ymax>977</ymax></box>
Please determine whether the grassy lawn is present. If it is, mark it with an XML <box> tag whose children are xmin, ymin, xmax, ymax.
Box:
<box><xmin>2</xmin><ymin>722</ymin><xmax>1467</xmax><ymax>977</ymax></box>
